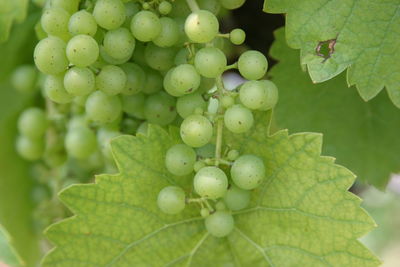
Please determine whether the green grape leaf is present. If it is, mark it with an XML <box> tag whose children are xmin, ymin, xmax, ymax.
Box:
<box><xmin>43</xmin><ymin>121</ymin><xmax>379</xmax><ymax>265</ymax></box>
<box><xmin>271</xmin><ymin>28</ymin><xmax>400</xmax><ymax>189</ymax></box>
<box><xmin>0</xmin><ymin>13</ymin><xmax>41</xmax><ymax>266</ymax></box>
<box><xmin>0</xmin><ymin>225</ymin><xmax>23</xmax><ymax>267</ymax></box>
<box><xmin>264</xmin><ymin>0</ymin><xmax>400</xmax><ymax>107</ymax></box>
<box><xmin>0</xmin><ymin>0</ymin><xmax>29</xmax><ymax>43</ymax></box>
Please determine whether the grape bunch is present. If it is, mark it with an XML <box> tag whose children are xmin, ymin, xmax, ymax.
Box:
<box><xmin>13</xmin><ymin>0</ymin><xmax>279</xmax><ymax>235</ymax></box>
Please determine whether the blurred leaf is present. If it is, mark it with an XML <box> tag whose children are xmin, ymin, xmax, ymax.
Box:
<box><xmin>0</xmin><ymin>225</ymin><xmax>23</xmax><ymax>267</ymax></box>
<box><xmin>0</xmin><ymin>0</ymin><xmax>29</xmax><ymax>43</ymax></box>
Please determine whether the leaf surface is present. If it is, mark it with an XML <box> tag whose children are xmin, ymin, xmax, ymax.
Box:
<box><xmin>264</xmin><ymin>0</ymin><xmax>400</xmax><ymax>107</ymax></box>
<box><xmin>271</xmin><ymin>28</ymin><xmax>400</xmax><ymax>189</ymax></box>
<box><xmin>0</xmin><ymin>225</ymin><xmax>23</xmax><ymax>267</ymax></box>
<box><xmin>43</xmin><ymin>119</ymin><xmax>379</xmax><ymax>265</ymax></box>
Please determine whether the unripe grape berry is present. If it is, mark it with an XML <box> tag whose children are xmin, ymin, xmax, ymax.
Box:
<box><xmin>259</xmin><ymin>80</ymin><xmax>279</xmax><ymax>111</ymax></box>
<box><xmin>153</xmin><ymin>17</ymin><xmax>180</xmax><ymax>47</ymax></box>
<box><xmin>120</xmin><ymin>63</ymin><xmax>146</xmax><ymax>95</ymax></box>
<box><xmin>223</xmin><ymin>184</ymin><xmax>250</xmax><ymax>211</ymax></box>
<box><xmin>50</xmin><ymin>0</ymin><xmax>80</xmax><ymax>14</ymax></box>
<box><xmin>159</xmin><ymin>1</ymin><xmax>172</xmax><ymax>15</ymax></box>
<box><xmin>230</xmin><ymin>28</ymin><xmax>246</xmax><ymax>45</ymax></box>
<box><xmin>96</xmin><ymin>65</ymin><xmax>127</xmax><ymax>96</ymax></box>
<box><xmin>227</xmin><ymin>150</ymin><xmax>239</xmax><ymax>161</ymax></box>
<box><xmin>18</xmin><ymin>108</ymin><xmax>48</xmax><ymax>139</ymax></box>
<box><xmin>66</xmin><ymin>35</ymin><xmax>99</xmax><ymax>67</ymax></box>
<box><xmin>165</xmin><ymin>144</ymin><xmax>197</xmax><ymax>176</ymax></box>
<box><xmin>220</xmin><ymin>95</ymin><xmax>235</xmax><ymax>108</ymax></box>
<box><xmin>238</xmin><ymin>50</ymin><xmax>268</xmax><ymax>80</ymax></box>
<box><xmin>122</xmin><ymin>93</ymin><xmax>146</xmax><ymax>119</ymax></box>
<box><xmin>231</xmin><ymin>154</ymin><xmax>265</xmax><ymax>190</ymax></box>
<box><xmin>224</xmin><ymin>105</ymin><xmax>254</xmax><ymax>134</ymax></box>
<box><xmin>215</xmin><ymin>201</ymin><xmax>227</xmax><ymax>211</ymax></box>
<box><xmin>65</xmin><ymin>127</ymin><xmax>97</xmax><ymax>159</ymax></box>
<box><xmin>239</xmin><ymin>80</ymin><xmax>269</xmax><ymax>110</ymax></box>
<box><xmin>200</xmin><ymin>208</ymin><xmax>210</xmax><ymax>218</ymax></box>
<box><xmin>176</xmin><ymin>93</ymin><xmax>207</xmax><ymax>119</ymax></box>
<box><xmin>85</xmin><ymin>91</ymin><xmax>122</xmax><ymax>124</ymax></box>
<box><xmin>170</xmin><ymin>64</ymin><xmax>201</xmax><ymax>95</ymax></box>
<box><xmin>64</xmin><ymin>67</ymin><xmax>95</xmax><ymax>96</ymax></box>
<box><xmin>205</xmin><ymin>211</ymin><xmax>234</xmax><ymax>237</ymax></box>
<box><xmin>194</xmin><ymin>166</ymin><xmax>228</xmax><ymax>199</ymax></box>
<box><xmin>194</xmin><ymin>161</ymin><xmax>206</xmax><ymax>172</ymax></box>
<box><xmin>34</xmin><ymin>37</ymin><xmax>68</xmax><ymax>75</ymax></box>
<box><xmin>16</xmin><ymin>136</ymin><xmax>44</xmax><ymax>161</ymax></box>
<box><xmin>180</xmin><ymin>115</ymin><xmax>213</xmax><ymax>148</ymax></box>
<box><xmin>157</xmin><ymin>186</ymin><xmax>186</xmax><ymax>214</ymax></box>
<box><xmin>194</xmin><ymin>47</ymin><xmax>227</xmax><ymax>78</ymax></box>
<box><xmin>44</xmin><ymin>74</ymin><xmax>74</xmax><ymax>104</ymax></box>
<box><xmin>93</xmin><ymin>0</ymin><xmax>126</xmax><ymax>30</ymax></box>
<box><xmin>68</xmin><ymin>10</ymin><xmax>97</xmax><ymax>36</ymax></box>
<box><xmin>103</xmin><ymin>28</ymin><xmax>135</xmax><ymax>60</ymax></box>
<box><xmin>184</xmin><ymin>10</ymin><xmax>219</xmax><ymax>43</ymax></box>
<box><xmin>144</xmin><ymin>92</ymin><xmax>177</xmax><ymax>126</ymax></box>
<box><xmin>145</xmin><ymin>43</ymin><xmax>177</xmax><ymax>71</ymax></box>
<box><xmin>41</xmin><ymin>7</ymin><xmax>70</xmax><ymax>37</ymax></box>
<box><xmin>11</xmin><ymin>65</ymin><xmax>38</xmax><ymax>93</ymax></box>
<box><xmin>130</xmin><ymin>11</ymin><xmax>162</xmax><ymax>42</ymax></box>
<box><xmin>97</xmin><ymin>128</ymin><xmax>120</xmax><ymax>160</ymax></box>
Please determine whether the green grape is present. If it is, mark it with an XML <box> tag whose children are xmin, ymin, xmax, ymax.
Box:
<box><xmin>153</xmin><ymin>17</ymin><xmax>180</xmax><ymax>47</ymax></box>
<box><xmin>230</xmin><ymin>28</ymin><xmax>246</xmax><ymax>45</ymax></box>
<box><xmin>163</xmin><ymin>68</ymin><xmax>181</xmax><ymax>97</ymax></box>
<box><xmin>142</xmin><ymin>68</ymin><xmax>162</xmax><ymax>95</ymax></box>
<box><xmin>44</xmin><ymin>74</ymin><xmax>73</xmax><ymax>104</ymax></box>
<box><xmin>200</xmin><ymin>208</ymin><xmax>210</xmax><ymax>218</ymax></box>
<box><xmin>170</xmin><ymin>64</ymin><xmax>201</xmax><ymax>95</ymax></box>
<box><xmin>227</xmin><ymin>150</ymin><xmax>239</xmax><ymax>161</ymax></box>
<box><xmin>18</xmin><ymin>108</ymin><xmax>48</xmax><ymax>139</ymax></box>
<box><xmin>205</xmin><ymin>211</ymin><xmax>234</xmax><ymax>237</ymax></box>
<box><xmin>158</xmin><ymin>1</ymin><xmax>172</xmax><ymax>15</ymax></box>
<box><xmin>176</xmin><ymin>92</ymin><xmax>207</xmax><ymax>118</ymax></box>
<box><xmin>16</xmin><ymin>136</ymin><xmax>44</xmax><ymax>161</ymax></box>
<box><xmin>196</xmin><ymin>143</ymin><xmax>215</xmax><ymax>158</ymax></box>
<box><xmin>165</xmin><ymin>144</ymin><xmax>196</xmax><ymax>176</ymax></box>
<box><xmin>157</xmin><ymin>186</ymin><xmax>186</xmax><ymax>215</ymax></box>
<box><xmin>120</xmin><ymin>63</ymin><xmax>145</xmax><ymax>95</ymax></box>
<box><xmin>174</xmin><ymin>48</ymin><xmax>189</xmax><ymax>65</ymax></box>
<box><xmin>97</xmin><ymin>128</ymin><xmax>120</xmax><ymax>160</ymax></box>
<box><xmin>104</xmin><ymin>28</ymin><xmax>135</xmax><ymax>60</ymax></box>
<box><xmin>93</xmin><ymin>0</ymin><xmax>126</xmax><ymax>30</ymax></box>
<box><xmin>130</xmin><ymin>11</ymin><xmax>162</xmax><ymax>42</ymax></box>
<box><xmin>65</xmin><ymin>127</ymin><xmax>97</xmax><ymax>159</ymax></box>
<box><xmin>224</xmin><ymin>105</ymin><xmax>254</xmax><ymax>133</ymax></box>
<box><xmin>194</xmin><ymin>166</ymin><xmax>228</xmax><ymax>199</ymax></box>
<box><xmin>239</xmin><ymin>80</ymin><xmax>269</xmax><ymax>110</ymax></box>
<box><xmin>223</xmin><ymin>184</ymin><xmax>250</xmax><ymax>211</ymax></box>
<box><xmin>66</xmin><ymin>35</ymin><xmax>99</xmax><ymax>67</ymax></box>
<box><xmin>215</xmin><ymin>201</ymin><xmax>227</xmax><ymax>211</ymax></box>
<box><xmin>231</xmin><ymin>154</ymin><xmax>265</xmax><ymax>190</ymax></box>
<box><xmin>180</xmin><ymin>115</ymin><xmax>213</xmax><ymax>148</ymax></box>
<box><xmin>194</xmin><ymin>161</ymin><xmax>206</xmax><ymax>172</ymax></box>
<box><xmin>11</xmin><ymin>65</ymin><xmax>38</xmax><ymax>93</ymax></box>
<box><xmin>41</xmin><ymin>7</ymin><xmax>70</xmax><ymax>37</ymax></box>
<box><xmin>100</xmin><ymin>46</ymin><xmax>131</xmax><ymax>65</ymax></box>
<box><xmin>68</xmin><ymin>10</ymin><xmax>97</xmax><ymax>36</ymax></box>
<box><xmin>136</xmin><ymin>121</ymin><xmax>149</xmax><ymax>135</ymax></box>
<box><xmin>184</xmin><ymin>10</ymin><xmax>219</xmax><ymax>43</ymax></box>
<box><xmin>238</xmin><ymin>50</ymin><xmax>268</xmax><ymax>80</ymax></box>
<box><xmin>64</xmin><ymin>67</ymin><xmax>95</xmax><ymax>96</ymax></box>
<box><xmin>142</xmin><ymin>2</ymin><xmax>150</xmax><ymax>10</ymax></box>
<box><xmin>85</xmin><ymin>91</ymin><xmax>122</xmax><ymax>124</ymax></box>
<box><xmin>34</xmin><ymin>37</ymin><xmax>68</xmax><ymax>75</ymax></box>
<box><xmin>144</xmin><ymin>92</ymin><xmax>177</xmax><ymax>126</ymax></box>
<box><xmin>145</xmin><ymin>44</ymin><xmax>177</xmax><ymax>71</ymax></box>
<box><xmin>68</xmin><ymin>115</ymin><xmax>87</xmax><ymax>130</ymax></box>
<box><xmin>194</xmin><ymin>47</ymin><xmax>227</xmax><ymax>78</ymax></box>
<box><xmin>220</xmin><ymin>95</ymin><xmax>234</xmax><ymax>108</ymax></box>
<box><xmin>198</xmin><ymin>0</ymin><xmax>221</xmax><ymax>14</ymax></box>
<box><xmin>219</xmin><ymin>0</ymin><xmax>246</xmax><ymax>10</ymax></box>
<box><xmin>50</xmin><ymin>0</ymin><xmax>80</xmax><ymax>14</ymax></box>
<box><xmin>122</xmin><ymin>93</ymin><xmax>146</xmax><ymax>119</ymax></box>
<box><xmin>259</xmin><ymin>80</ymin><xmax>279</xmax><ymax>111</ymax></box>
<box><xmin>96</xmin><ymin>65</ymin><xmax>127</xmax><ymax>95</ymax></box>
<box><xmin>173</xmin><ymin>17</ymin><xmax>187</xmax><ymax>46</ymax></box>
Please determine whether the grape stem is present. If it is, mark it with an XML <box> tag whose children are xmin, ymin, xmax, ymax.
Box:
<box><xmin>225</xmin><ymin>62</ymin><xmax>238</xmax><ymax>71</ymax></box>
<box><xmin>214</xmin><ymin>75</ymin><xmax>226</xmax><ymax>166</ymax></box>
<box><xmin>185</xmin><ymin>0</ymin><xmax>200</xmax><ymax>12</ymax></box>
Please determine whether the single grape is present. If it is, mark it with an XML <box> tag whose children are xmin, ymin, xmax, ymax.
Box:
<box><xmin>66</xmin><ymin>35</ymin><xmax>99</xmax><ymax>67</ymax></box>
<box><xmin>18</xmin><ymin>108</ymin><xmax>48</xmax><ymax>139</ymax></box>
<box><xmin>68</xmin><ymin>10</ymin><xmax>97</xmax><ymax>36</ymax></box>
<box><xmin>65</xmin><ymin>127</ymin><xmax>97</xmax><ymax>159</ymax></box>
<box><xmin>220</xmin><ymin>95</ymin><xmax>235</xmax><ymax>109</ymax></box>
<box><xmin>224</xmin><ymin>105</ymin><xmax>254</xmax><ymax>134</ymax></box>
<box><xmin>85</xmin><ymin>91</ymin><xmax>122</xmax><ymax>124</ymax></box>
<box><xmin>180</xmin><ymin>115</ymin><xmax>213</xmax><ymax>148</ymax></box>
<box><xmin>68</xmin><ymin>115</ymin><xmax>87</xmax><ymax>130</ymax></box>
<box><xmin>230</xmin><ymin>28</ymin><xmax>246</xmax><ymax>45</ymax></box>
<box><xmin>194</xmin><ymin>166</ymin><xmax>228</xmax><ymax>199</ymax></box>
<box><xmin>196</xmin><ymin>143</ymin><xmax>215</xmax><ymax>158</ymax></box>
<box><xmin>104</xmin><ymin>28</ymin><xmax>135</xmax><ymax>60</ymax></box>
<box><xmin>227</xmin><ymin>150</ymin><xmax>239</xmax><ymax>161</ymax></box>
<box><xmin>157</xmin><ymin>186</ymin><xmax>186</xmax><ymax>214</ymax></box>
<box><xmin>34</xmin><ymin>37</ymin><xmax>68</xmax><ymax>75</ymax></box>
<box><xmin>170</xmin><ymin>64</ymin><xmax>201</xmax><ymax>95</ymax></box>
<box><xmin>44</xmin><ymin>74</ymin><xmax>73</xmax><ymax>104</ymax></box>
<box><xmin>153</xmin><ymin>17</ymin><xmax>180</xmax><ymax>47</ymax></box>
<box><xmin>194</xmin><ymin>47</ymin><xmax>227</xmax><ymax>78</ymax></box>
<box><xmin>159</xmin><ymin>1</ymin><xmax>172</xmax><ymax>15</ymax></box>
<box><xmin>239</xmin><ymin>80</ymin><xmax>269</xmax><ymax>110</ymax></box>
<box><xmin>238</xmin><ymin>50</ymin><xmax>268</xmax><ymax>80</ymax></box>
<box><xmin>120</xmin><ymin>63</ymin><xmax>146</xmax><ymax>95</ymax></box>
<box><xmin>219</xmin><ymin>0</ymin><xmax>246</xmax><ymax>10</ymax></box>
<box><xmin>223</xmin><ymin>184</ymin><xmax>250</xmax><ymax>211</ymax></box>
<box><xmin>50</xmin><ymin>0</ymin><xmax>80</xmax><ymax>14</ymax></box>
<box><xmin>142</xmin><ymin>68</ymin><xmax>163</xmax><ymax>94</ymax></box>
<box><xmin>93</xmin><ymin>0</ymin><xmax>126</xmax><ymax>30</ymax></box>
<box><xmin>97</xmin><ymin>128</ymin><xmax>120</xmax><ymax>160</ymax></box>
<box><xmin>96</xmin><ymin>65</ymin><xmax>127</xmax><ymax>95</ymax></box>
<box><xmin>259</xmin><ymin>80</ymin><xmax>279</xmax><ymax>111</ymax></box>
<box><xmin>165</xmin><ymin>144</ymin><xmax>196</xmax><ymax>176</ymax></box>
<box><xmin>184</xmin><ymin>10</ymin><xmax>219</xmax><ymax>43</ymax></box>
<box><xmin>16</xmin><ymin>136</ymin><xmax>44</xmax><ymax>161</ymax></box>
<box><xmin>41</xmin><ymin>7</ymin><xmax>70</xmax><ymax>37</ymax></box>
<box><xmin>11</xmin><ymin>65</ymin><xmax>38</xmax><ymax>93</ymax></box>
<box><xmin>176</xmin><ymin>93</ymin><xmax>207</xmax><ymax>118</ymax></box>
<box><xmin>145</xmin><ymin>43</ymin><xmax>177</xmax><ymax>71</ymax></box>
<box><xmin>231</xmin><ymin>154</ymin><xmax>265</xmax><ymax>190</ymax></box>
<box><xmin>99</xmin><ymin>46</ymin><xmax>131</xmax><ymax>65</ymax></box>
<box><xmin>64</xmin><ymin>67</ymin><xmax>95</xmax><ymax>96</ymax></box>
<box><xmin>205</xmin><ymin>211</ymin><xmax>234</xmax><ymax>237</ymax></box>
<box><xmin>194</xmin><ymin>161</ymin><xmax>206</xmax><ymax>172</ymax></box>
<box><xmin>215</xmin><ymin>201</ymin><xmax>227</xmax><ymax>211</ymax></box>
<box><xmin>130</xmin><ymin>11</ymin><xmax>162</xmax><ymax>42</ymax></box>
<box><xmin>122</xmin><ymin>92</ymin><xmax>146</xmax><ymax>119</ymax></box>
<box><xmin>200</xmin><ymin>208</ymin><xmax>210</xmax><ymax>218</ymax></box>
<box><xmin>163</xmin><ymin>68</ymin><xmax>181</xmax><ymax>97</ymax></box>
<box><xmin>144</xmin><ymin>92</ymin><xmax>177</xmax><ymax>126</ymax></box>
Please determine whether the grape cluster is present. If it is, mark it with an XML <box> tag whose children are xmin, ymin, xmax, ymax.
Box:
<box><xmin>13</xmin><ymin>0</ymin><xmax>279</xmax><ymax>236</ymax></box>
